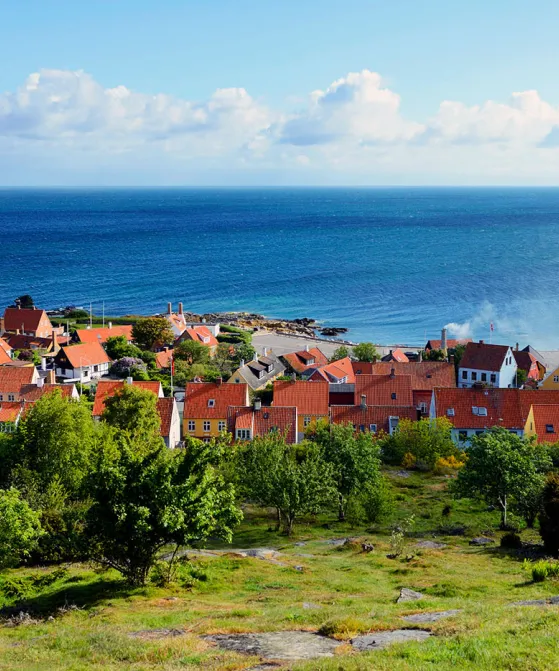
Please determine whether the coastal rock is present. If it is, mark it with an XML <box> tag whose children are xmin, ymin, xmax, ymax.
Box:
<box><xmin>416</xmin><ymin>540</ymin><xmax>447</xmax><ymax>550</ymax></box>
<box><xmin>469</xmin><ymin>537</ymin><xmax>495</xmax><ymax>546</ymax></box>
<box><xmin>352</xmin><ymin>629</ymin><xmax>431</xmax><ymax>651</ymax></box>
<box><xmin>204</xmin><ymin>631</ymin><xmax>340</xmax><ymax>660</ymax></box>
<box><xmin>397</xmin><ymin>588</ymin><xmax>425</xmax><ymax>603</ymax></box>
<box><xmin>402</xmin><ymin>609</ymin><xmax>461</xmax><ymax>623</ymax></box>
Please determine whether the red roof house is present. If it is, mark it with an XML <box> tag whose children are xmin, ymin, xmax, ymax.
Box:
<box><xmin>308</xmin><ymin>357</ymin><xmax>356</xmax><ymax>384</ymax></box>
<box><xmin>381</xmin><ymin>348</ymin><xmax>409</xmax><ymax>363</ymax></box>
<box><xmin>282</xmin><ymin>347</ymin><xmax>328</xmax><ymax>375</ymax></box>
<box><xmin>92</xmin><ymin>379</ymin><xmax>163</xmax><ymax>416</ymax></box>
<box><xmin>330</xmin><ymin>404</ymin><xmax>417</xmax><ymax>435</ymax></box>
<box><xmin>228</xmin><ymin>404</ymin><xmax>298</xmax><ymax>443</ymax></box>
<box><xmin>0</xmin><ymin>366</ymin><xmax>39</xmax><ymax>401</ymax></box>
<box><xmin>74</xmin><ymin>324</ymin><xmax>133</xmax><ymax>345</ymax></box>
<box><xmin>355</xmin><ymin>373</ymin><xmax>414</xmax><ymax>407</ymax></box>
<box><xmin>3</xmin><ymin>307</ymin><xmax>62</xmax><ymax>339</ymax></box>
<box><xmin>54</xmin><ymin>342</ymin><xmax>112</xmax><ymax>381</ymax></box>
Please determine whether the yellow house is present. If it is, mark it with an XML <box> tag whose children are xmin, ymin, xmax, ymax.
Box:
<box><xmin>524</xmin><ymin>403</ymin><xmax>559</xmax><ymax>443</ymax></box>
<box><xmin>272</xmin><ymin>380</ymin><xmax>330</xmax><ymax>442</ymax></box>
<box><xmin>541</xmin><ymin>366</ymin><xmax>559</xmax><ymax>390</ymax></box>
<box><xmin>183</xmin><ymin>381</ymin><xmax>249</xmax><ymax>442</ymax></box>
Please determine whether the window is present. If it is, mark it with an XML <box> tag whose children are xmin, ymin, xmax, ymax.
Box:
<box><xmin>481</xmin><ymin>373</ymin><xmax>487</xmax><ymax>382</ymax></box>
<box><xmin>359</xmin><ymin>424</ymin><xmax>366</xmax><ymax>433</ymax></box>
<box><xmin>236</xmin><ymin>429</ymin><xmax>251</xmax><ymax>440</ymax></box>
<box><xmin>369</xmin><ymin>424</ymin><xmax>377</xmax><ymax>433</ymax></box>
<box><xmin>471</xmin><ymin>372</ymin><xmax>477</xmax><ymax>381</ymax></box>
<box><xmin>93</xmin><ymin>364</ymin><xmax>98</xmax><ymax>373</ymax></box>
<box><xmin>188</xmin><ymin>421</ymin><xmax>195</xmax><ymax>431</ymax></box>
<box><xmin>418</xmin><ymin>402</ymin><xmax>427</xmax><ymax>413</ymax></box>
<box><xmin>475</xmin><ymin>430</ymin><xmax>484</xmax><ymax>436</ymax></box>
<box><xmin>0</xmin><ymin>395</ymin><xmax>2</xmax><ymax>401</ymax></box>
<box><xmin>554</xmin><ymin>376</ymin><xmax>559</xmax><ymax>383</ymax></box>
<box><xmin>235</xmin><ymin>378</ymin><xmax>240</xmax><ymax>383</ymax></box>
<box><xmin>546</xmin><ymin>424</ymin><xmax>555</xmax><ymax>433</ymax></box>
<box><xmin>446</xmin><ymin>408</ymin><xmax>455</xmax><ymax>417</ymax></box>
<box><xmin>202</xmin><ymin>438</ymin><xmax>211</xmax><ymax>444</ymax></box>
<box><xmin>203</xmin><ymin>421</ymin><xmax>210</xmax><ymax>432</ymax></box>
<box><xmin>391</xmin><ymin>392</ymin><xmax>397</xmax><ymax>400</ymax></box>
<box><xmin>258</xmin><ymin>370</ymin><xmax>264</xmax><ymax>379</ymax></box>
<box><xmin>7</xmin><ymin>394</ymin><xmax>15</xmax><ymax>402</ymax></box>
<box><xmin>208</xmin><ymin>399</ymin><xmax>215</xmax><ymax>408</ymax></box>
<box><xmin>458</xmin><ymin>430</ymin><xmax>468</xmax><ymax>441</ymax></box>
<box><xmin>472</xmin><ymin>406</ymin><xmax>487</xmax><ymax>416</ymax></box>
<box><xmin>266</xmin><ymin>363</ymin><xmax>274</xmax><ymax>373</ymax></box>
<box><xmin>490</xmin><ymin>373</ymin><xmax>496</xmax><ymax>383</ymax></box>
<box><xmin>218</xmin><ymin>421</ymin><xmax>226</xmax><ymax>432</ymax></box>
<box><xmin>303</xmin><ymin>416</ymin><xmax>311</xmax><ymax>427</ymax></box>
<box><xmin>462</xmin><ymin>370</ymin><xmax>467</xmax><ymax>379</ymax></box>
<box><xmin>356</xmin><ymin>369</ymin><xmax>362</xmax><ymax>375</ymax></box>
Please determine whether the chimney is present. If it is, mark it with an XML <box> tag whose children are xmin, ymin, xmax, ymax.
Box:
<box><xmin>390</xmin><ymin>367</ymin><xmax>395</xmax><ymax>379</ymax></box>
<box><xmin>418</xmin><ymin>350</ymin><xmax>422</xmax><ymax>362</ymax></box>
<box><xmin>178</xmin><ymin>302</ymin><xmax>183</xmax><ymax>315</ymax></box>
<box><xmin>15</xmin><ymin>328</ymin><xmax>19</xmax><ymax>336</ymax></box>
<box><xmin>360</xmin><ymin>394</ymin><xmax>367</xmax><ymax>410</ymax></box>
<box><xmin>449</xmin><ymin>354</ymin><xmax>455</xmax><ymax>365</ymax></box>
<box><xmin>263</xmin><ymin>347</ymin><xmax>267</xmax><ymax>357</ymax></box>
<box><xmin>240</xmin><ymin>359</ymin><xmax>245</xmax><ymax>368</ymax></box>
<box><xmin>41</xmin><ymin>356</ymin><xmax>47</xmax><ymax>371</ymax></box>
<box><xmin>441</xmin><ymin>327</ymin><xmax>448</xmax><ymax>351</ymax></box>
<box><xmin>305</xmin><ymin>344</ymin><xmax>309</xmax><ymax>352</ymax></box>
<box><xmin>254</xmin><ymin>398</ymin><xmax>262</xmax><ymax>411</ymax></box>
<box><xmin>167</xmin><ymin>302</ymin><xmax>172</xmax><ymax>315</ymax></box>
<box><xmin>108</xmin><ymin>321</ymin><xmax>112</xmax><ymax>330</ymax></box>
<box><xmin>126</xmin><ymin>376</ymin><xmax>133</xmax><ymax>385</ymax></box>
<box><xmin>216</xmin><ymin>377</ymin><xmax>223</xmax><ymax>385</ymax></box>
<box><xmin>37</xmin><ymin>377</ymin><xmax>44</xmax><ymax>388</ymax></box>
<box><xmin>515</xmin><ymin>342</ymin><xmax>519</xmax><ymax>351</ymax></box>
<box><xmin>47</xmin><ymin>370</ymin><xmax>56</xmax><ymax>384</ymax></box>
<box><xmin>479</xmin><ymin>340</ymin><xmax>484</xmax><ymax>345</ymax></box>
<box><xmin>292</xmin><ymin>372</ymin><xmax>296</xmax><ymax>382</ymax></box>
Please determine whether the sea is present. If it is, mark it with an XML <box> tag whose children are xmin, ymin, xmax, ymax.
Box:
<box><xmin>1</xmin><ymin>187</ymin><xmax>559</xmax><ymax>348</ymax></box>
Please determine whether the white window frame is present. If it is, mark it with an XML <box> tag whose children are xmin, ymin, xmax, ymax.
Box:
<box><xmin>188</xmin><ymin>420</ymin><xmax>195</xmax><ymax>432</ymax></box>
<box><xmin>203</xmin><ymin>420</ymin><xmax>211</xmax><ymax>432</ymax></box>
<box><xmin>218</xmin><ymin>421</ymin><xmax>226</xmax><ymax>432</ymax></box>
<box><xmin>303</xmin><ymin>416</ymin><xmax>311</xmax><ymax>427</ymax></box>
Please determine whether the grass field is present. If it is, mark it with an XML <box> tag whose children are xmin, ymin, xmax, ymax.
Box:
<box><xmin>1</xmin><ymin>469</ymin><xmax>559</xmax><ymax>670</ymax></box>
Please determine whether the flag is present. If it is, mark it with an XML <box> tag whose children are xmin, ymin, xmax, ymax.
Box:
<box><xmin>490</xmin><ymin>322</ymin><xmax>494</xmax><ymax>332</ymax></box>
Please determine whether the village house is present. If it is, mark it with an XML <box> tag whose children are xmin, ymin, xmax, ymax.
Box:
<box><xmin>164</xmin><ymin>302</ymin><xmax>220</xmax><ymax>340</ymax></box>
<box><xmin>4</xmin><ymin>333</ymin><xmax>60</xmax><ymax>354</ymax></box>
<box><xmin>524</xmin><ymin>404</ymin><xmax>559</xmax><ymax>443</ymax></box>
<box><xmin>0</xmin><ymin>338</ymin><xmax>12</xmax><ymax>365</ymax></box>
<box><xmin>512</xmin><ymin>347</ymin><xmax>540</xmax><ymax>383</ymax></box>
<box><xmin>176</xmin><ymin>324</ymin><xmax>219</xmax><ymax>356</ymax></box>
<box><xmin>2</xmin><ymin>306</ymin><xmax>63</xmax><ymax>339</ymax></box>
<box><xmin>227</xmin><ymin>401</ymin><xmax>298</xmax><ymax>443</ymax></box>
<box><xmin>73</xmin><ymin>323</ymin><xmax>133</xmax><ymax>346</ymax></box>
<box><xmin>425</xmin><ymin>327</ymin><xmax>471</xmax><ymax>352</ymax></box>
<box><xmin>308</xmin><ymin>357</ymin><xmax>355</xmax><ymax>385</ymax></box>
<box><xmin>458</xmin><ymin>341</ymin><xmax>517</xmax><ymax>388</ymax></box>
<box><xmin>330</xmin><ymin>402</ymin><xmax>416</xmax><ymax>435</ymax></box>
<box><xmin>54</xmin><ymin>342</ymin><xmax>111</xmax><ymax>381</ymax></box>
<box><xmin>92</xmin><ymin>379</ymin><xmax>180</xmax><ymax>448</ymax></box>
<box><xmin>228</xmin><ymin>350</ymin><xmax>285</xmax><ymax>391</ymax></box>
<box><xmin>281</xmin><ymin>347</ymin><xmax>328</xmax><ymax>376</ymax></box>
<box><xmin>183</xmin><ymin>380</ymin><xmax>249</xmax><ymax>441</ymax></box>
<box><xmin>521</xmin><ymin>345</ymin><xmax>547</xmax><ymax>380</ymax></box>
<box><xmin>155</xmin><ymin>347</ymin><xmax>173</xmax><ymax>370</ymax></box>
<box><xmin>381</xmin><ymin>348</ymin><xmax>409</xmax><ymax>363</ymax></box>
<box><xmin>0</xmin><ymin>366</ymin><xmax>39</xmax><ymax>402</ymax></box>
<box><xmin>273</xmin><ymin>380</ymin><xmax>329</xmax><ymax>442</ymax></box>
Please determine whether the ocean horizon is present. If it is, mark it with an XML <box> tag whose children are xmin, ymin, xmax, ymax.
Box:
<box><xmin>2</xmin><ymin>186</ymin><xmax>559</xmax><ymax>349</ymax></box>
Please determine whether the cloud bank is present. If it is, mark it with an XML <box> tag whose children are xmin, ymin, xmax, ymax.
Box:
<box><xmin>2</xmin><ymin>68</ymin><xmax>559</xmax><ymax>183</ymax></box>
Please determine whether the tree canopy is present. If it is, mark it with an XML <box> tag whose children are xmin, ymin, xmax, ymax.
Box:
<box><xmin>102</xmin><ymin>385</ymin><xmax>162</xmax><ymax>447</ymax></box>
<box><xmin>132</xmin><ymin>317</ymin><xmax>174</xmax><ymax>351</ymax></box>
<box><xmin>352</xmin><ymin>342</ymin><xmax>379</xmax><ymax>362</ymax></box>
<box><xmin>0</xmin><ymin>488</ymin><xmax>43</xmax><ymax>568</ymax></box>
<box><xmin>174</xmin><ymin>340</ymin><xmax>210</xmax><ymax>365</ymax></box>
<box><xmin>330</xmin><ymin>346</ymin><xmax>350</xmax><ymax>362</ymax></box>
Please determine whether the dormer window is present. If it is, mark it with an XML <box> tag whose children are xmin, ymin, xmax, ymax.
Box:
<box><xmin>472</xmin><ymin>406</ymin><xmax>487</xmax><ymax>416</ymax></box>
<box><xmin>546</xmin><ymin>424</ymin><xmax>555</xmax><ymax>433</ymax></box>
<box><xmin>266</xmin><ymin>362</ymin><xmax>274</xmax><ymax>373</ymax></box>
<box><xmin>447</xmin><ymin>408</ymin><xmax>455</xmax><ymax>417</ymax></box>
<box><xmin>202</xmin><ymin>336</ymin><xmax>210</xmax><ymax>344</ymax></box>
<box><xmin>208</xmin><ymin>399</ymin><xmax>215</xmax><ymax>408</ymax></box>
<box><xmin>258</xmin><ymin>369</ymin><xmax>264</xmax><ymax>379</ymax></box>
<box><xmin>369</xmin><ymin>424</ymin><xmax>377</xmax><ymax>433</ymax></box>
<box><xmin>307</xmin><ymin>358</ymin><xmax>315</xmax><ymax>365</ymax></box>
<box><xmin>391</xmin><ymin>392</ymin><xmax>397</xmax><ymax>400</ymax></box>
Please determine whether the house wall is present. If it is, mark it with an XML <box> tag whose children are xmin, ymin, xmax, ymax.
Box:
<box><xmin>458</xmin><ymin>351</ymin><xmax>517</xmax><ymax>388</ymax></box>
<box><xmin>541</xmin><ymin>369</ymin><xmax>559</xmax><ymax>390</ymax></box>
<box><xmin>296</xmin><ymin>414</ymin><xmax>328</xmax><ymax>441</ymax></box>
<box><xmin>167</xmin><ymin>403</ymin><xmax>182</xmax><ymax>448</ymax></box>
<box><xmin>56</xmin><ymin>362</ymin><xmax>110</xmax><ymax>380</ymax></box>
<box><xmin>183</xmin><ymin>417</ymin><xmax>228</xmax><ymax>440</ymax></box>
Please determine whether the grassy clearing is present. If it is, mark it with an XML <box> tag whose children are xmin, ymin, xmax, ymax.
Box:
<box><xmin>1</xmin><ymin>470</ymin><xmax>558</xmax><ymax>670</ymax></box>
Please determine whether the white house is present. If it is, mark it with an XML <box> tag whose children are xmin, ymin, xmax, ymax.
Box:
<box><xmin>458</xmin><ymin>341</ymin><xmax>517</xmax><ymax>389</ymax></box>
<box><xmin>54</xmin><ymin>342</ymin><xmax>111</xmax><ymax>381</ymax></box>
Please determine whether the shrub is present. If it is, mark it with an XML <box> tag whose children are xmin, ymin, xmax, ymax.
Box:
<box><xmin>318</xmin><ymin>617</ymin><xmax>368</xmax><ymax>639</ymax></box>
<box><xmin>525</xmin><ymin>559</ymin><xmax>559</xmax><ymax>583</ymax></box>
<box><xmin>539</xmin><ymin>473</ymin><xmax>559</xmax><ymax>555</ymax></box>
<box><xmin>500</xmin><ymin>532</ymin><xmax>522</xmax><ymax>549</ymax></box>
<box><xmin>402</xmin><ymin>452</ymin><xmax>416</xmax><ymax>469</ymax></box>
<box><xmin>434</xmin><ymin>455</ymin><xmax>466</xmax><ymax>475</ymax></box>
<box><xmin>110</xmin><ymin>357</ymin><xmax>148</xmax><ymax>380</ymax></box>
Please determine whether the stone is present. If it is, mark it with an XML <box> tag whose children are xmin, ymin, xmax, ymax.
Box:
<box><xmin>402</xmin><ymin>609</ymin><xmax>461</xmax><ymax>623</ymax></box>
<box><xmin>361</xmin><ymin>543</ymin><xmax>375</xmax><ymax>553</ymax></box>
<box><xmin>416</xmin><ymin>540</ymin><xmax>447</xmax><ymax>550</ymax></box>
<box><xmin>397</xmin><ymin>588</ymin><xmax>425</xmax><ymax>603</ymax></box>
<box><xmin>352</xmin><ymin>629</ymin><xmax>431</xmax><ymax>651</ymax></box>
<box><xmin>394</xmin><ymin>470</ymin><xmax>411</xmax><ymax>478</ymax></box>
<box><xmin>295</xmin><ymin>553</ymin><xmax>314</xmax><ymax>558</ymax></box>
<box><xmin>303</xmin><ymin>602</ymin><xmax>322</xmax><ymax>609</ymax></box>
<box><xmin>204</xmin><ymin>631</ymin><xmax>340</xmax><ymax>661</ymax></box>
<box><xmin>469</xmin><ymin>537</ymin><xmax>495</xmax><ymax>546</ymax></box>
<box><xmin>324</xmin><ymin>538</ymin><xmax>348</xmax><ymax>546</ymax></box>
<box><xmin>294</xmin><ymin>542</ymin><xmax>306</xmax><ymax>547</ymax></box>
<box><xmin>509</xmin><ymin>599</ymin><xmax>547</xmax><ymax>607</ymax></box>
<box><xmin>129</xmin><ymin>628</ymin><xmax>185</xmax><ymax>640</ymax></box>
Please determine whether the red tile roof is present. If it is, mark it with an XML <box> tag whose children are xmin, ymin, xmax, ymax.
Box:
<box><xmin>529</xmin><ymin>405</ymin><xmax>559</xmax><ymax>443</ymax></box>
<box><xmin>75</xmin><ymin>325</ymin><xmax>133</xmax><ymax>345</ymax></box>
<box><xmin>155</xmin><ymin>348</ymin><xmax>173</xmax><ymax>369</ymax></box>
<box><xmin>0</xmin><ymin>340</ymin><xmax>11</xmax><ymax>365</ymax></box>
<box><xmin>92</xmin><ymin>380</ymin><xmax>163</xmax><ymax>416</ymax></box>
<box><xmin>3</xmin><ymin>307</ymin><xmax>51</xmax><ymax>334</ymax></box>
<box><xmin>273</xmin><ymin>380</ymin><xmax>329</xmax><ymax>415</ymax></box>
<box><xmin>227</xmin><ymin>406</ymin><xmax>298</xmax><ymax>444</ymax></box>
<box><xmin>0</xmin><ymin>338</ymin><xmax>12</xmax><ymax>355</ymax></box>
<box><xmin>426</xmin><ymin>338</ymin><xmax>472</xmax><ymax>351</ymax></box>
<box><xmin>460</xmin><ymin>342</ymin><xmax>511</xmax><ymax>372</ymax></box>
<box><xmin>433</xmin><ymin>387</ymin><xmax>525</xmax><ymax>430</ymax></box>
<box><xmin>19</xmin><ymin>383</ymin><xmax>77</xmax><ymax>402</ymax></box>
<box><xmin>179</xmin><ymin>326</ymin><xmax>218</xmax><ymax>348</ymax></box>
<box><xmin>518</xmin><ymin>390</ymin><xmax>559</xmax><ymax>420</ymax></box>
<box><xmin>282</xmin><ymin>347</ymin><xmax>328</xmax><ymax>374</ymax></box>
<box><xmin>309</xmin><ymin>357</ymin><xmax>356</xmax><ymax>383</ymax></box>
<box><xmin>156</xmin><ymin>397</ymin><xmax>176</xmax><ymax>438</ymax></box>
<box><xmin>0</xmin><ymin>366</ymin><xmax>37</xmax><ymax>394</ymax></box>
<box><xmin>0</xmin><ymin>402</ymin><xmax>23</xmax><ymax>423</ymax></box>
<box><xmin>351</xmin><ymin>362</ymin><xmax>375</xmax><ymax>376</ymax></box>
<box><xmin>57</xmin><ymin>342</ymin><xmax>111</xmax><ymax>369</ymax></box>
<box><xmin>355</xmin><ymin>374</ymin><xmax>414</xmax><ymax>407</ymax></box>
<box><xmin>382</xmin><ymin>348</ymin><xmax>409</xmax><ymax>363</ymax></box>
<box><xmin>513</xmin><ymin>350</ymin><xmax>539</xmax><ymax>379</ymax></box>
<box><xmin>5</xmin><ymin>334</ymin><xmax>54</xmax><ymax>351</ymax></box>
<box><xmin>330</xmin><ymin>405</ymin><xmax>417</xmax><ymax>433</ymax></box>
<box><xmin>184</xmin><ymin>382</ymin><xmax>249</xmax><ymax>418</ymax></box>
<box><xmin>370</xmin><ymin>362</ymin><xmax>456</xmax><ymax>391</ymax></box>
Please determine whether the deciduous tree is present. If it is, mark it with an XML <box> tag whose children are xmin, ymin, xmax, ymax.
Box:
<box><xmin>0</xmin><ymin>488</ymin><xmax>43</xmax><ymax>568</ymax></box>
<box><xmin>352</xmin><ymin>342</ymin><xmax>379</xmax><ymax>362</ymax></box>
<box><xmin>330</xmin><ymin>346</ymin><xmax>350</xmax><ymax>362</ymax></box>
<box><xmin>132</xmin><ymin>317</ymin><xmax>174</xmax><ymax>351</ymax></box>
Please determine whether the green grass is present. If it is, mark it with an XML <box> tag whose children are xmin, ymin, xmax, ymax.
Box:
<box><xmin>1</xmin><ymin>470</ymin><xmax>558</xmax><ymax>670</ymax></box>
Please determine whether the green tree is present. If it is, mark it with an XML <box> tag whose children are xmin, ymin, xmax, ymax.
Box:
<box><xmin>453</xmin><ymin>428</ymin><xmax>551</xmax><ymax>529</ymax></box>
<box><xmin>102</xmin><ymin>385</ymin><xmax>161</xmax><ymax>447</ymax></box>
<box><xmin>132</xmin><ymin>317</ymin><xmax>174</xmax><ymax>351</ymax></box>
<box><xmin>105</xmin><ymin>335</ymin><xmax>142</xmax><ymax>360</ymax></box>
<box><xmin>451</xmin><ymin>344</ymin><xmax>466</xmax><ymax>374</ymax></box>
<box><xmin>539</xmin><ymin>473</ymin><xmax>559</xmax><ymax>555</ymax></box>
<box><xmin>0</xmin><ymin>488</ymin><xmax>43</xmax><ymax>568</ymax></box>
<box><xmin>234</xmin><ymin>342</ymin><xmax>256</xmax><ymax>365</ymax></box>
<box><xmin>381</xmin><ymin>417</ymin><xmax>459</xmax><ymax>469</ymax></box>
<box><xmin>85</xmin><ymin>433</ymin><xmax>241</xmax><ymax>585</ymax></box>
<box><xmin>352</xmin><ymin>342</ymin><xmax>379</xmax><ymax>362</ymax></box>
<box><xmin>307</xmin><ymin>421</ymin><xmax>385</xmax><ymax>521</ymax></box>
<box><xmin>213</xmin><ymin>342</ymin><xmax>236</xmax><ymax>378</ymax></box>
<box><xmin>515</xmin><ymin>368</ymin><xmax>528</xmax><ymax>388</ymax></box>
<box><xmin>425</xmin><ymin>348</ymin><xmax>446</xmax><ymax>361</ymax></box>
<box><xmin>13</xmin><ymin>294</ymin><xmax>34</xmax><ymax>309</ymax></box>
<box><xmin>174</xmin><ymin>340</ymin><xmax>210</xmax><ymax>365</ymax></box>
<box><xmin>238</xmin><ymin>434</ymin><xmax>335</xmax><ymax>534</ymax></box>
<box><xmin>330</xmin><ymin>345</ymin><xmax>350</xmax><ymax>362</ymax></box>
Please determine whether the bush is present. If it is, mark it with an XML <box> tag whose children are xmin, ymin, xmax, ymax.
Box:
<box><xmin>402</xmin><ymin>452</ymin><xmax>416</xmax><ymax>469</ymax></box>
<box><xmin>434</xmin><ymin>455</ymin><xmax>466</xmax><ymax>475</ymax></box>
<box><xmin>539</xmin><ymin>473</ymin><xmax>559</xmax><ymax>555</ymax></box>
<box><xmin>110</xmin><ymin>357</ymin><xmax>148</xmax><ymax>380</ymax></box>
<box><xmin>500</xmin><ymin>532</ymin><xmax>522</xmax><ymax>549</ymax></box>
<box><xmin>318</xmin><ymin>617</ymin><xmax>369</xmax><ymax>639</ymax></box>
<box><xmin>526</xmin><ymin>560</ymin><xmax>559</xmax><ymax>583</ymax></box>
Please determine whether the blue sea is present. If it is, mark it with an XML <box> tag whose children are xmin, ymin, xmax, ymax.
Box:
<box><xmin>1</xmin><ymin>187</ymin><xmax>559</xmax><ymax>348</ymax></box>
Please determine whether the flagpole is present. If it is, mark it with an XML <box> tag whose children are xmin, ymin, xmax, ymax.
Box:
<box><xmin>170</xmin><ymin>352</ymin><xmax>174</xmax><ymax>397</ymax></box>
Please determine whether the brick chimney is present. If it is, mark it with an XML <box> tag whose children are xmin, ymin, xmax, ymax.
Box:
<box><xmin>216</xmin><ymin>377</ymin><xmax>223</xmax><ymax>385</ymax></box>
<box><xmin>178</xmin><ymin>302</ymin><xmax>183</xmax><ymax>315</ymax></box>
<box><xmin>441</xmin><ymin>327</ymin><xmax>448</xmax><ymax>351</ymax></box>
<box><xmin>390</xmin><ymin>367</ymin><xmax>396</xmax><ymax>379</ymax></box>
<box><xmin>360</xmin><ymin>394</ymin><xmax>367</xmax><ymax>410</ymax></box>
<box><xmin>167</xmin><ymin>302</ymin><xmax>172</xmax><ymax>315</ymax></box>
<box><xmin>254</xmin><ymin>398</ymin><xmax>262</xmax><ymax>411</ymax></box>
<box><xmin>46</xmin><ymin>370</ymin><xmax>56</xmax><ymax>384</ymax></box>
<box><xmin>52</xmin><ymin>329</ymin><xmax>60</xmax><ymax>354</ymax></box>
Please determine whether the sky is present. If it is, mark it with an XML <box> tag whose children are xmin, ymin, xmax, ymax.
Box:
<box><xmin>2</xmin><ymin>0</ymin><xmax>559</xmax><ymax>185</ymax></box>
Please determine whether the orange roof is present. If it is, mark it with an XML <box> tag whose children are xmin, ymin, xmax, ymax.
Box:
<box><xmin>3</xmin><ymin>307</ymin><xmax>51</xmax><ymax>333</ymax></box>
<box><xmin>0</xmin><ymin>339</ymin><xmax>11</xmax><ymax>365</ymax></box>
<box><xmin>0</xmin><ymin>366</ymin><xmax>37</xmax><ymax>394</ymax></box>
<box><xmin>19</xmin><ymin>383</ymin><xmax>77</xmax><ymax>402</ymax></box>
<box><xmin>530</xmin><ymin>405</ymin><xmax>559</xmax><ymax>443</ymax></box>
<box><xmin>330</xmin><ymin>405</ymin><xmax>417</xmax><ymax>432</ymax></box>
<box><xmin>155</xmin><ymin>348</ymin><xmax>173</xmax><ymax>369</ymax></box>
<box><xmin>433</xmin><ymin>387</ymin><xmax>525</xmax><ymax>429</ymax></box>
<box><xmin>0</xmin><ymin>402</ymin><xmax>23</xmax><ymax>423</ymax></box>
<box><xmin>518</xmin><ymin>390</ymin><xmax>559</xmax><ymax>419</ymax></box>
<box><xmin>92</xmin><ymin>380</ymin><xmax>163</xmax><ymax>416</ymax></box>
<box><xmin>282</xmin><ymin>348</ymin><xmax>328</xmax><ymax>374</ymax></box>
<box><xmin>156</xmin><ymin>397</ymin><xmax>175</xmax><ymax>438</ymax></box>
<box><xmin>426</xmin><ymin>338</ymin><xmax>472</xmax><ymax>350</ymax></box>
<box><xmin>5</xmin><ymin>334</ymin><xmax>54</xmax><ymax>350</ymax></box>
<box><xmin>273</xmin><ymin>380</ymin><xmax>329</xmax><ymax>415</ymax></box>
<box><xmin>352</xmin><ymin>361</ymin><xmax>375</xmax><ymax>376</ymax></box>
<box><xmin>179</xmin><ymin>326</ymin><xmax>218</xmax><ymax>348</ymax></box>
<box><xmin>75</xmin><ymin>325</ymin><xmax>133</xmax><ymax>345</ymax></box>
<box><xmin>57</xmin><ymin>342</ymin><xmax>111</xmax><ymax>369</ymax></box>
<box><xmin>0</xmin><ymin>338</ymin><xmax>12</xmax><ymax>355</ymax></box>
<box><xmin>309</xmin><ymin>357</ymin><xmax>356</xmax><ymax>383</ymax></box>
<box><xmin>227</xmin><ymin>406</ymin><xmax>298</xmax><ymax>444</ymax></box>
<box><xmin>370</xmin><ymin>362</ymin><xmax>456</xmax><ymax>391</ymax></box>
<box><xmin>355</xmin><ymin>374</ymin><xmax>414</xmax><ymax>407</ymax></box>
<box><xmin>383</xmin><ymin>348</ymin><xmax>409</xmax><ymax>363</ymax></box>
<box><xmin>184</xmin><ymin>382</ymin><xmax>249</xmax><ymax>418</ymax></box>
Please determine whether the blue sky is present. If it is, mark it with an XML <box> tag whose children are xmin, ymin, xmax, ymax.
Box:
<box><xmin>2</xmin><ymin>1</ymin><xmax>559</xmax><ymax>185</ymax></box>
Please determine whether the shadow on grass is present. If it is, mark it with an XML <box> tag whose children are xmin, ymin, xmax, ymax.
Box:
<box><xmin>0</xmin><ymin>577</ymin><xmax>136</xmax><ymax>618</ymax></box>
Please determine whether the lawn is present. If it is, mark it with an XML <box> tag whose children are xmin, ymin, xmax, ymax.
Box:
<box><xmin>1</xmin><ymin>470</ymin><xmax>558</xmax><ymax>670</ymax></box>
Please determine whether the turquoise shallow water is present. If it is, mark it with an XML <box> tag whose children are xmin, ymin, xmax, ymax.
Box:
<box><xmin>1</xmin><ymin>187</ymin><xmax>559</xmax><ymax>347</ymax></box>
